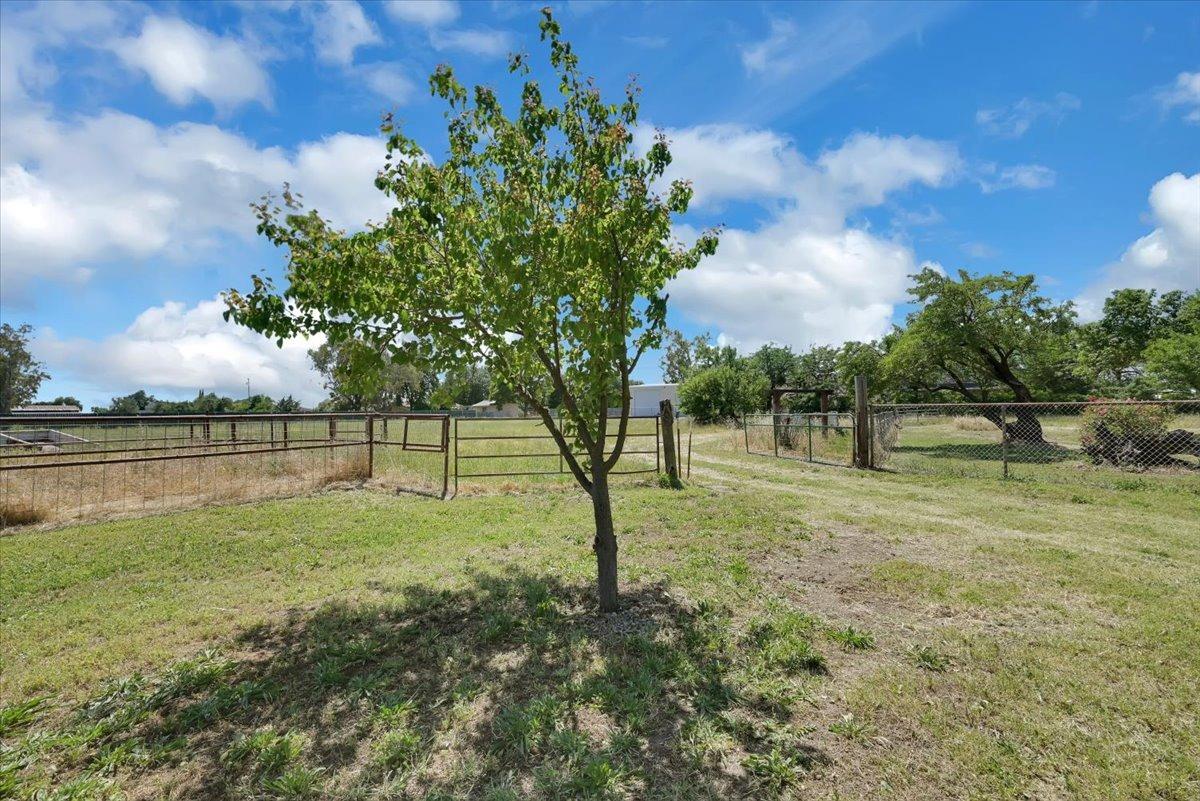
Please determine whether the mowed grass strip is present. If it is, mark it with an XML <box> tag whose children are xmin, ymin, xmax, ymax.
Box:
<box><xmin>2</xmin><ymin>428</ymin><xmax>1198</xmax><ymax>799</ymax></box>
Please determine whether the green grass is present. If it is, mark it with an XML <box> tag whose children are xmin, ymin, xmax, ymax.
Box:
<box><xmin>2</xmin><ymin>426</ymin><xmax>1199</xmax><ymax>799</ymax></box>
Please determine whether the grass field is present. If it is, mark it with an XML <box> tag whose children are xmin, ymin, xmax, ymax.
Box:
<box><xmin>2</xmin><ymin>426</ymin><xmax>1198</xmax><ymax>799</ymax></box>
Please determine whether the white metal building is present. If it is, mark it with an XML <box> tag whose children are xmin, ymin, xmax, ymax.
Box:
<box><xmin>628</xmin><ymin>383</ymin><xmax>679</xmax><ymax>416</ymax></box>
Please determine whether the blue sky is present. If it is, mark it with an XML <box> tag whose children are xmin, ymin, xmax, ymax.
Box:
<box><xmin>1</xmin><ymin>0</ymin><xmax>1197</xmax><ymax>408</ymax></box>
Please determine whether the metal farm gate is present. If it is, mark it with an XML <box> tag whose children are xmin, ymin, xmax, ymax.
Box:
<box><xmin>451</xmin><ymin>414</ymin><xmax>666</xmax><ymax>494</ymax></box>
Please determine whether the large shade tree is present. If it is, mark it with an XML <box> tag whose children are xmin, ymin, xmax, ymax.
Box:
<box><xmin>226</xmin><ymin>10</ymin><xmax>718</xmax><ymax>611</ymax></box>
<box><xmin>883</xmin><ymin>268</ymin><xmax>1077</xmax><ymax>440</ymax></box>
<box><xmin>0</xmin><ymin>323</ymin><xmax>49</xmax><ymax>415</ymax></box>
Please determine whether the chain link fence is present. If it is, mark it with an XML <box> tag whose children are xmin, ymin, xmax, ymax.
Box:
<box><xmin>870</xmin><ymin>400</ymin><xmax>1200</xmax><ymax>481</ymax></box>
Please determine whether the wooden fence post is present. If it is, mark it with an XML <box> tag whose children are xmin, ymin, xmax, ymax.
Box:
<box><xmin>854</xmin><ymin>375</ymin><xmax>870</xmax><ymax>468</ymax></box>
<box><xmin>660</xmin><ymin>399</ymin><xmax>679</xmax><ymax>485</ymax></box>
<box><xmin>366</xmin><ymin>413</ymin><xmax>375</xmax><ymax>479</ymax></box>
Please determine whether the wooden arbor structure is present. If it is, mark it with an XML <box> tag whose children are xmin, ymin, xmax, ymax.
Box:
<box><xmin>770</xmin><ymin>386</ymin><xmax>834</xmax><ymax>419</ymax></box>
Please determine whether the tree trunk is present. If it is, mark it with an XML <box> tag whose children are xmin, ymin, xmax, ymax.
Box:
<box><xmin>590</xmin><ymin>470</ymin><xmax>619</xmax><ymax>612</ymax></box>
<box><xmin>1007</xmin><ymin>407</ymin><xmax>1044</xmax><ymax>442</ymax></box>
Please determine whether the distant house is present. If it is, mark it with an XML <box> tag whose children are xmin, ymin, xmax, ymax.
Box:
<box><xmin>628</xmin><ymin>383</ymin><xmax>679</xmax><ymax>416</ymax></box>
<box><xmin>469</xmin><ymin>399</ymin><xmax>522</xmax><ymax>418</ymax></box>
<box><xmin>10</xmin><ymin>403</ymin><xmax>82</xmax><ymax>416</ymax></box>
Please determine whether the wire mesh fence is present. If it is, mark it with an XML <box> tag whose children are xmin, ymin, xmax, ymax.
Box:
<box><xmin>0</xmin><ymin>413</ymin><xmax>448</xmax><ymax>531</ymax></box>
<box><xmin>744</xmin><ymin>412</ymin><xmax>857</xmax><ymax>466</ymax></box>
<box><xmin>870</xmin><ymin>400</ymin><xmax>1200</xmax><ymax>482</ymax></box>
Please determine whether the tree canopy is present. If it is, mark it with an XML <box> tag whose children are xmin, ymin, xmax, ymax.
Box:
<box><xmin>226</xmin><ymin>9</ymin><xmax>717</xmax><ymax>611</ymax></box>
<box><xmin>0</xmin><ymin>323</ymin><xmax>50</xmax><ymax>415</ymax></box>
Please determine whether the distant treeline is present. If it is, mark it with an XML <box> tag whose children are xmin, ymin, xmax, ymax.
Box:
<box><xmin>90</xmin><ymin>390</ymin><xmax>303</xmax><ymax>415</ymax></box>
<box><xmin>674</xmin><ymin>276</ymin><xmax>1199</xmax><ymax>423</ymax></box>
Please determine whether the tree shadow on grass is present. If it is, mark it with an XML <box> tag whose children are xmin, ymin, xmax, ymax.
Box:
<box><xmin>892</xmin><ymin>442</ymin><xmax>1079</xmax><ymax>465</ymax></box>
<box><xmin>14</xmin><ymin>568</ymin><xmax>832</xmax><ymax>800</ymax></box>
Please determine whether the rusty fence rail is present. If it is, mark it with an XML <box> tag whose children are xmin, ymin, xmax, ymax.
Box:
<box><xmin>0</xmin><ymin>412</ymin><xmax>450</xmax><ymax>531</ymax></box>
<box><xmin>1</xmin><ymin>411</ymin><xmax>693</xmax><ymax>530</ymax></box>
<box><xmin>869</xmin><ymin>399</ymin><xmax>1200</xmax><ymax>482</ymax></box>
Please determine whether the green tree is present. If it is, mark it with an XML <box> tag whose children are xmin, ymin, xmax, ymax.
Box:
<box><xmin>660</xmin><ymin>329</ymin><xmax>695</xmax><ymax>383</ymax></box>
<box><xmin>835</xmin><ymin>340</ymin><xmax>886</xmax><ymax>397</ymax></box>
<box><xmin>431</xmin><ymin>364</ymin><xmax>492</xmax><ymax>408</ymax></box>
<box><xmin>1143</xmin><ymin>330</ymin><xmax>1200</xmax><ymax>395</ymax></box>
<box><xmin>274</xmin><ymin>395</ymin><xmax>302</xmax><ymax>413</ymax></box>
<box><xmin>678</xmin><ymin>364</ymin><xmax>769</xmax><ymax>424</ymax></box>
<box><xmin>49</xmin><ymin>395</ymin><xmax>82</xmax><ymax>408</ymax></box>
<box><xmin>310</xmin><ymin>339</ymin><xmax>437</xmax><ymax>411</ymax></box>
<box><xmin>1075</xmin><ymin>288</ymin><xmax>1192</xmax><ymax>391</ymax></box>
<box><xmin>0</xmin><ymin>323</ymin><xmax>50</xmax><ymax>414</ymax></box>
<box><xmin>226</xmin><ymin>10</ymin><xmax>717</xmax><ymax>612</ymax></box>
<box><xmin>749</xmin><ymin>343</ymin><xmax>797</xmax><ymax>388</ymax></box>
<box><xmin>883</xmin><ymin>268</ymin><xmax>1077</xmax><ymax>440</ymax></box>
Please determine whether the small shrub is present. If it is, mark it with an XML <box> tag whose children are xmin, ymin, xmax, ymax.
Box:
<box><xmin>0</xmin><ymin>501</ymin><xmax>49</xmax><ymax>527</ymax></box>
<box><xmin>909</xmin><ymin>645</ymin><xmax>950</xmax><ymax>672</ymax></box>
<box><xmin>951</xmin><ymin>416</ymin><xmax>995</xmax><ymax>431</ymax></box>
<box><xmin>746</xmin><ymin>609</ymin><xmax>826</xmax><ymax>674</ymax></box>
<box><xmin>1080</xmin><ymin>400</ymin><xmax>1174</xmax><ymax>447</ymax></box>
<box><xmin>828</xmin><ymin>712</ymin><xmax>875</xmax><ymax>741</ymax></box>
<box><xmin>222</xmin><ymin>729</ymin><xmax>305</xmax><ymax>776</ymax></box>
<box><xmin>0</xmin><ymin>697</ymin><xmax>47</xmax><ymax>737</ymax></box>
<box><xmin>260</xmin><ymin>765</ymin><xmax>324</xmax><ymax>799</ymax></box>
<box><xmin>826</xmin><ymin>625</ymin><xmax>876</xmax><ymax>651</ymax></box>
<box><xmin>493</xmin><ymin>695</ymin><xmax>565</xmax><ymax>756</ymax></box>
<box><xmin>373</xmin><ymin>726</ymin><xmax>423</xmax><ymax>771</ymax></box>
<box><xmin>743</xmin><ymin>746</ymin><xmax>805</xmax><ymax>793</ymax></box>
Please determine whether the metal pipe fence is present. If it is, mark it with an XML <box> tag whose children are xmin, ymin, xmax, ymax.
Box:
<box><xmin>869</xmin><ymin>399</ymin><xmax>1200</xmax><ymax>482</ymax></box>
<box><xmin>0</xmin><ymin>413</ymin><xmax>450</xmax><ymax>531</ymax></box>
<box><xmin>1</xmin><ymin>411</ymin><xmax>688</xmax><ymax>530</ymax></box>
<box><xmin>451</xmin><ymin>415</ymin><xmax>664</xmax><ymax>496</ymax></box>
<box><xmin>744</xmin><ymin>412</ymin><xmax>857</xmax><ymax>466</ymax></box>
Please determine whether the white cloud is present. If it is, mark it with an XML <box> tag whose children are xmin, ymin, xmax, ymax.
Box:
<box><xmin>642</xmin><ymin>125</ymin><xmax>960</xmax><ymax>222</ymax></box>
<box><xmin>308</xmin><ymin>0</ymin><xmax>381</xmax><ymax>65</ymax></box>
<box><xmin>429</xmin><ymin>28</ymin><xmax>513</xmax><ymax>58</ymax></box>
<box><xmin>112</xmin><ymin>16</ymin><xmax>271</xmax><ymax>109</ymax></box>
<box><xmin>0</xmin><ymin>108</ymin><xmax>391</xmax><ymax>296</ymax></box>
<box><xmin>1154</xmin><ymin>71</ymin><xmax>1200</xmax><ymax>124</ymax></box>
<box><xmin>671</xmin><ymin>218</ymin><xmax>915</xmax><ymax>349</ymax></box>
<box><xmin>385</xmin><ymin>0</ymin><xmax>459</xmax><ymax>27</ymax></box>
<box><xmin>657</xmin><ymin>128</ymin><xmax>963</xmax><ymax>349</ymax></box>
<box><xmin>961</xmin><ymin>241</ymin><xmax>999</xmax><ymax>260</ymax></box>
<box><xmin>1076</xmin><ymin>172</ymin><xmax>1200</xmax><ymax>319</ymax></box>
<box><xmin>734</xmin><ymin>4</ymin><xmax>954</xmax><ymax>120</ymax></box>
<box><xmin>358</xmin><ymin>61</ymin><xmax>416</xmax><ymax>103</ymax></box>
<box><xmin>977</xmin><ymin>163</ymin><xmax>1057</xmax><ymax>193</ymax></box>
<box><xmin>0</xmin><ymin>0</ymin><xmax>123</xmax><ymax>103</ymax></box>
<box><xmin>816</xmin><ymin>132</ymin><xmax>961</xmax><ymax>205</ymax></box>
<box><xmin>975</xmin><ymin>93</ymin><xmax>1080</xmax><ymax>138</ymax></box>
<box><xmin>34</xmin><ymin>296</ymin><xmax>327</xmax><ymax>405</ymax></box>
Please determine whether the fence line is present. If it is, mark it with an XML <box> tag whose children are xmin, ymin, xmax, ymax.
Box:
<box><xmin>2</xmin><ymin>411</ymin><xmax>688</xmax><ymax>530</ymax></box>
<box><xmin>869</xmin><ymin>399</ymin><xmax>1200</xmax><ymax>481</ymax></box>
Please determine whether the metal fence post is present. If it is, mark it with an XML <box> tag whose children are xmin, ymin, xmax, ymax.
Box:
<box><xmin>807</xmin><ymin>416</ymin><xmax>813</xmax><ymax>462</ymax></box>
<box><xmin>453</xmin><ymin>416</ymin><xmax>459</xmax><ymax>496</ymax></box>
<box><xmin>1000</xmin><ymin>403</ymin><xmax>1009</xmax><ymax>479</ymax></box>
